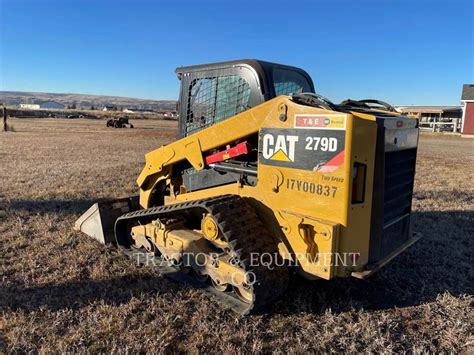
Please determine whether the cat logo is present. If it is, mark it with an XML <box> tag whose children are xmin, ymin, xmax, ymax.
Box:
<box><xmin>262</xmin><ymin>133</ymin><xmax>299</xmax><ymax>162</ymax></box>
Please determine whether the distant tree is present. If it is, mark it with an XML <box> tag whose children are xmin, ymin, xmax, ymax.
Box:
<box><xmin>90</xmin><ymin>106</ymin><xmax>95</xmax><ymax>110</ymax></box>
<box><xmin>71</xmin><ymin>103</ymin><xmax>77</xmax><ymax>110</ymax></box>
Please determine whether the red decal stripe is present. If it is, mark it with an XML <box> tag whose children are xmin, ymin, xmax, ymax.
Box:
<box><xmin>318</xmin><ymin>151</ymin><xmax>345</xmax><ymax>173</ymax></box>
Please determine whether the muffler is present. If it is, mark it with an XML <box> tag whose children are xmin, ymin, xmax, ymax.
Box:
<box><xmin>74</xmin><ymin>196</ymin><xmax>139</xmax><ymax>244</ymax></box>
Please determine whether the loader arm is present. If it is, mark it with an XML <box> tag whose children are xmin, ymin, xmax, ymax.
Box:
<box><xmin>137</xmin><ymin>97</ymin><xmax>285</xmax><ymax>208</ymax></box>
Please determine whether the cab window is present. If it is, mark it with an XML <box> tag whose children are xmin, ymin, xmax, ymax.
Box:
<box><xmin>273</xmin><ymin>67</ymin><xmax>312</xmax><ymax>96</ymax></box>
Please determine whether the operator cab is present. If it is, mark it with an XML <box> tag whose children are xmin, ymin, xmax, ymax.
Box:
<box><xmin>176</xmin><ymin>59</ymin><xmax>315</xmax><ymax>137</ymax></box>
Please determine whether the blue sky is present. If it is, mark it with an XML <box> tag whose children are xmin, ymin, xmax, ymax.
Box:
<box><xmin>0</xmin><ymin>0</ymin><xmax>472</xmax><ymax>104</ymax></box>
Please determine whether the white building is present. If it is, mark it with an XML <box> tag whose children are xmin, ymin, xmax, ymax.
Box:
<box><xmin>20</xmin><ymin>103</ymin><xmax>40</xmax><ymax>110</ymax></box>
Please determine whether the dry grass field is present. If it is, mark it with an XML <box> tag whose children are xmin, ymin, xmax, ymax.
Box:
<box><xmin>1</xmin><ymin>118</ymin><xmax>473</xmax><ymax>352</ymax></box>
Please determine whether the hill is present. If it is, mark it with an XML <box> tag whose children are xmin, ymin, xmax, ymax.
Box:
<box><xmin>0</xmin><ymin>91</ymin><xmax>177</xmax><ymax>111</ymax></box>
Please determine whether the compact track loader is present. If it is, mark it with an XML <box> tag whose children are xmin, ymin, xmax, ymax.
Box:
<box><xmin>75</xmin><ymin>59</ymin><xmax>420</xmax><ymax>314</ymax></box>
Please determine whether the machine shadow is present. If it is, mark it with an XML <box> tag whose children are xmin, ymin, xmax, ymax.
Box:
<box><xmin>6</xmin><ymin>197</ymin><xmax>121</xmax><ymax>216</ymax></box>
<box><xmin>0</xmin><ymin>274</ymin><xmax>182</xmax><ymax>312</ymax></box>
<box><xmin>268</xmin><ymin>210</ymin><xmax>473</xmax><ymax>316</ymax></box>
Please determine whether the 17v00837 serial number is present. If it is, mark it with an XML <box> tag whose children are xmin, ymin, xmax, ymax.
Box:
<box><xmin>285</xmin><ymin>178</ymin><xmax>338</xmax><ymax>197</ymax></box>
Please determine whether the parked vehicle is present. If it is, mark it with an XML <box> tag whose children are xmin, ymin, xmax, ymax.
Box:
<box><xmin>106</xmin><ymin>117</ymin><xmax>134</xmax><ymax>128</ymax></box>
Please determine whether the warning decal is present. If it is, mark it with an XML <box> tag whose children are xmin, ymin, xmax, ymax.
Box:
<box><xmin>294</xmin><ymin>114</ymin><xmax>346</xmax><ymax>130</ymax></box>
<box><xmin>259</xmin><ymin>128</ymin><xmax>346</xmax><ymax>172</ymax></box>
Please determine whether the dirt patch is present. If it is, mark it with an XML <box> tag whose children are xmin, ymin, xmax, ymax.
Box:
<box><xmin>1</xmin><ymin>122</ymin><xmax>473</xmax><ymax>352</ymax></box>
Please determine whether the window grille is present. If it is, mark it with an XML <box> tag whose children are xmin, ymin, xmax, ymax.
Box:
<box><xmin>185</xmin><ymin>75</ymin><xmax>251</xmax><ymax>136</ymax></box>
<box><xmin>274</xmin><ymin>81</ymin><xmax>305</xmax><ymax>96</ymax></box>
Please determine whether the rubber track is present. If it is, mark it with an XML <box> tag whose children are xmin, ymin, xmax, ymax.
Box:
<box><xmin>114</xmin><ymin>195</ymin><xmax>289</xmax><ymax>315</ymax></box>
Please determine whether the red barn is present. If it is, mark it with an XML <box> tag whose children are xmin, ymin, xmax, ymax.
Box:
<box><xmin>461</xmin><ymin>84</ymin><xmax>474</xmax><ymax>135</ymax></box>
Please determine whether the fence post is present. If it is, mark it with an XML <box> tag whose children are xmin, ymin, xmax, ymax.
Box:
<box><xmin>2</xmin><ymin>107</ymin><xmax>7</xmax><ymax>132</ymax></box>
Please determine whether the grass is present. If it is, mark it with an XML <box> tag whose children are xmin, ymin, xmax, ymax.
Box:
<box><xmin>1</xmin><ymin>118</ymin><xmax>473</xmax><ymax>352</ymax></box>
